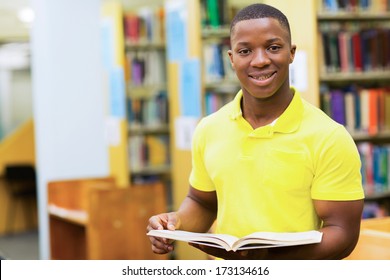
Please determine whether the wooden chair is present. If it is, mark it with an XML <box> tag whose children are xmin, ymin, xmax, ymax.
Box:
<box><xmin>47</xmin><ymin>177</ymin><xmax>168</xmax><ymax>260</ymax></box>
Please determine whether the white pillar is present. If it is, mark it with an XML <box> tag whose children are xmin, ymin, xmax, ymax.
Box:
<box><xmin>30</xmin><ymin>0</ymin><xmax>109</xmax><ymax>259</ymax></box>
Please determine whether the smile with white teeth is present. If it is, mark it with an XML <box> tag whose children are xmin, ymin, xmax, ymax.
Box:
<box><xmin>250</xmin><ymin>72</ymin><xmax>274</xmax><ymax>80</ymax></box>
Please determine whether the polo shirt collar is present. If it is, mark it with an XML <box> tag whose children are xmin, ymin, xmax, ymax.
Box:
<box><xmin>229</xmin><ymin>87</ymin><xmax>303</xmax><ymax>133</ymax></box>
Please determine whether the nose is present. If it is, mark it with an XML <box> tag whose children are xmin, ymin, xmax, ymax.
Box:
<box><xmin>250</xmin><ymin>49</ymin><xmax>271</xmax><ymax>67</ymax></box>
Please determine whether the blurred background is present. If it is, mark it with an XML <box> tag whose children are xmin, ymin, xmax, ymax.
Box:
<box><xmin>0</xmin><ymin>0</ymin><xmax>389</xmax><ymax>261</ymax></box>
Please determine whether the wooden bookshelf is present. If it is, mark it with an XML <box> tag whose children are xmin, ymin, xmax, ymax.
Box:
<box><xmin>200</xmin><ymin>1</ymin><xmax>239</xmax><ymax>116</ymax></box>
<box><xmin>47</xmin><ymin>177</ymin><xmax>167</xmax><ymax>260</ymax></box>
<box><xmin>129</xmin><ymin>124</ymin><xmax>170</xmax><ymax>135</ymax></box>
<box><xmin>122</xmin><ymin>3</ymin><xmax>171</xmax><ymax>187</ymax></box>
<box><xmin>320</xmin><ymin>71</ymin><xmax>390</xmax><ymax>83</ymax></box>
<box><xmin>317</xmin><ymin>12</ymin><xmax>390</xmax><ymax>21</ymax></box>
<box><xmin>316</xmin><ymin>0</ymin><xmax>390</xmax><ymax>217</ymax></box>
<box><xmin>365</xmin><ymin>191</ymin><xmax>390</xmax><ymax>200</ymax></box>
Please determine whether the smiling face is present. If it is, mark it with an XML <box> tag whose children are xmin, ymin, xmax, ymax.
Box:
<box><xmin>228</xmin><ymin>17</ymin><xmax>296</xmax><ymax>101</ymax></box>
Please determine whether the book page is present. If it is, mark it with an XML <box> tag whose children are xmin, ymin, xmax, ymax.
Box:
<box><xmin>232</xmin><ymin>231</ymin><xmax>323</xmax><ymax>251</ymax></box>
<box><xmin>147</xmin><ymin>230</ymin><xmax>239</xmax><ymax>250</ymax></box>
<box><xmin>243</xmin><ymin>230</ymin><xmax>323</xmax><ymax>242</ymax></box>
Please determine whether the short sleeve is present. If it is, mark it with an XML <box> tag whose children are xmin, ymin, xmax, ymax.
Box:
<box><xmin>189</xmin><ymin>119</ymin><xmax>215</xmax><ymax>191</ymax></box>
<box><xmin>311</xmin><ymin>125</ymin><xmax>365</xmax><ymax>200</ymax></box>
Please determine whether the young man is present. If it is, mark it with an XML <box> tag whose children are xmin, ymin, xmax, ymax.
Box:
<box><xmin>147</xmin><ymin>3</ymin><xmax>364</xmax><ymax>259</ymax></box>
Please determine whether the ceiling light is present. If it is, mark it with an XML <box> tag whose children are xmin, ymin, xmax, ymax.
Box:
<box><xmin>17</xmin><ymin>7</ymin><xmax>35</xmax><ymax>24</ymax></box>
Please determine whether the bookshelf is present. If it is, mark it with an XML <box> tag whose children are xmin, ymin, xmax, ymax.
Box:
<box><xmin>316</xmin><ymin>0</ymin><xmax>390</xmax><ymax>217</ymax></box>
<box><xmin>122</xmin><ymin>4</ymin><xmax>172</xmax><ymax>197</ymax></box>
<box><xmin>200</xmin><ymin>0</ymin><xmax>321</xmax><ymax>116</ymax></box>
<box><xmin>200</xmin><ymin>0</ymin><xmax>240</xmax><ymax>116</ymax></box>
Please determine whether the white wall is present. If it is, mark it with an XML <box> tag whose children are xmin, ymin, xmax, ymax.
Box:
<box><xmin>31</xmin><ymin>0</ymin><xmax>109</xmax><ymax>259</ymax></box>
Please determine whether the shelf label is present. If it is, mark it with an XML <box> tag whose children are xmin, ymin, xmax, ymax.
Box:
<box><xmin>174</xmin><ymin>116</ymin><xmax>198</xmax><ymax>151</ymax></box>
<box><xmin>105</xmin><ymin>117</ymin><xmax>121</xmax><ymax>146</ymax></box>
<box><xmin>290</xmin><ymin>50</ymin><xmax>308</xmax><ymax>92</ymax></box>
<box><xmin>109</xmin><ymin>67</ymin><xmax>126</xmax><ymax>118</ymax></box>
<box><xmin>180</xmin><ymin>59</ymin><xmax>201</xmax><ymax>117</ymax></box>
<box><xmin>166</xmin><ymin>0</ymin><xmax>188</xmax><ymax>61</ymax></box>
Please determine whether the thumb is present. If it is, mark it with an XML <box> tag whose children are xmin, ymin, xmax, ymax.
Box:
<box><xmin>167</xmin><ymin>213</ymin><xmax>180</xmax><ymax>230</ymax></box>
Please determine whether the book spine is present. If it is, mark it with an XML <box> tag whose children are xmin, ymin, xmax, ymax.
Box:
<box><xmin>330</xmin><ymin>90</ymin><xmax>346</xmax><ymax>125</ymax></box>
<box><xmin>207</xmin><ymin>0</ymin><xmax>220</xmax><ymax>27</ymax></box>
<box><xmin>320</xmin><ymin>22</ymin><xmax>390</xmax><ymax>74</ymax></box>
<box><xmin>345</xmin><ymin>91</ymin><xmax>356</xmax><ymax>132</ymax></box>
<box><xmin>319</xmin><ymin>86</ymin><xmax>390</xmax><ymax>135</ymax></box>
<box><xmin>368</xmin><ymin>88</ymin><xmax>379</xmax><ymax>135</ymax></box>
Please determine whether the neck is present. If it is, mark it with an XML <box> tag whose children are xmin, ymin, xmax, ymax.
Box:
<box><xmin>242</xmin><ymin>87</ymin><xmax>294</xmax><ymax>129</ymax></box>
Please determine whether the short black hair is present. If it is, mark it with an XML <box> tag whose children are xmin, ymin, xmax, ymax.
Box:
<box><xmin>230</xmin><ymin>3</ymin><xmax>291</xmax><ymax>39</ymax></box>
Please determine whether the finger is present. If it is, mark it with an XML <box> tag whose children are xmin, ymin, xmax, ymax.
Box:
<box><xmin>167</xmin><ymin>213</ymin><xmax>181</xmax><ymax>230</ymax></box>
<box><xmin>148</xmin><ymin>215</ymin><xmax>165</xmax><ymax>230</ymax></box>
<box><xmin>240</xmin><ymin>250</ymin><xmax>249</xmax><ymax>258</ymax></box>
<box><xmin>151</xmin><ymin>244</ymin><xmax>170</xmax><ymax>254</ymax></box>
<box><xmin>151</xmin><ymin>238</ymin><xmax>174</xmax><ymax>253</ymax></box>
<box><xmin>166</xmin><ymin>216</ymin><xmax>176</xmax><ymax>230</ymax></box>
<box><xmin>149</xmin><ymin>235</ymin><xmax>171</xmax><ymax>247</ymax></box>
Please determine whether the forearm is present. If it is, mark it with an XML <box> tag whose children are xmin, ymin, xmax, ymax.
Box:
<box><xmin>176</xmin><ymin>193</ymin><xmax>217</xmax><ymax>233</ymax></box>
<box><xmin>265</xmin><ymin>224</ymin><xmax>360</xmax><ymax>260</ymax></box>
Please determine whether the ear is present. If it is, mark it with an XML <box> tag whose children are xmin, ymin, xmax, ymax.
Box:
<box><xmin>289</xmin><ymin>45</ymin><xmax>297</xmax><ymax>64</ymax></box>
<box><xmin>227</xmin><ymin>50</ymin><xmax>235</xmax><ymax>70</ymax></box>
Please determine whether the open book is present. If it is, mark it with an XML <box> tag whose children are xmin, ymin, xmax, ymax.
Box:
<box><xmin>147</xmin><ymin>229</ymin><xmax>323</xmax><ymax>252</ymax></box>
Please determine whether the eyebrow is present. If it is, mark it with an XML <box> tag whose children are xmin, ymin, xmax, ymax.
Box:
<box><xmin>234</xmin><ymin>37</ymin><xmax>284</xmax><ymax>47</ymax></box>
<box><xmin>264</xmin><ymin>37</ymin><xmax>284</xmax><ymax>44</ymax></box>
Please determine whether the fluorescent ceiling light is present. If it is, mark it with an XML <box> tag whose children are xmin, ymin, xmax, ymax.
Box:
<box><xmin>17</xmin><ymin>7</ymin><xmax>35</xmax><ymax>24</ymax></box>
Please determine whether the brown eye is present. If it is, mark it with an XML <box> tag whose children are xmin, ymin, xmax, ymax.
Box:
<box><xmin>238</xmin><ymin>49</ymin><xmax>251</xmax><ymax>55</ymax></box>
<box><xmin>268</xmin><ymin>45</ymin><xmax>281</xmax><ymax>52</ymax></box>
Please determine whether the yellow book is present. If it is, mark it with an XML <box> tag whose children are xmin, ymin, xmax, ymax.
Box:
<box><xmin>146</xmin><ymin>135</ymin><xmax>168</xmax><ymax>166</ymax></box>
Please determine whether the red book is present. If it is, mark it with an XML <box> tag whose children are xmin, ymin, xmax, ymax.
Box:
<box><xmin>352</xmin><ymin>32</ymin><xmax>363</xmax><ymax>72</ymax></box>
<box><xmin>124</xmin><ymin>14</ymin><xmax>139</xmax><ymax>44</ymax></box>
<box><xmin>358</xmin><ymin>142</ymin><xmax>374</xmax><ymax>195</ymax></box>
<box><xmin>384</xmin><ymin>88</ymin><xmax>390</xmax><ymax>132</ymax></box>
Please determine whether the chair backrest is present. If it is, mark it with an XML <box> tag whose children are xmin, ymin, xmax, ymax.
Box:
<box><xmin>5</xmin><ymin>165</ymin><xmax>36</xmax><ymax>181</ymax></box>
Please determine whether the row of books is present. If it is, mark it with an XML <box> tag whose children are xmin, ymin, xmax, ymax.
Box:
<box><xmin>200</xmin><ymin>0</ymin><xmax>231</xmax><ymax>28</ymax></box>
<box><xmin>204</xmin><ymin>91</ymin><xmax>234</xmax><ymax>115</ymax></box>
<box><xmin>125</xmin><ymin>49</ymin><xmax>166</xmax><ymax>87</ymax></box>
<box><xmin>126</xmin><ymin>90</ymin><xmax>168</xmax><ymax>128</ymax></box>
<box><xmin>358</xmin><ymin>142</ymin><xmax>390</xmax><ymax>196</ymax></box>
<box><xmin>203</xmin><ymin>40</ymin><xmax>235</xmax><ymax>83</ymax></box>
<box><xmin>128</xmin><ymin>134</ymin><xmax>170</xmax><ymax>172</ymax></box>
<box><xmin>363</xmin><ymin>201</ymin><xmax>389</xmax><ymax>218</ymax></box>
<box><xmin>319</xmin><ymin>23</ymin><xmax>390</xmax><ymax>74</ymax></box>
<box><xmin>321</xmin><ymin>86</ymin><xmax>390</xmax><ymax>135</ymax></box>
<box><xmin>123</xmin><ymin>7</ymin><xmax>165</xmax><ymax>45</ymax></box>
<box><xmin>320</xmin><ymin>0</ymin><xmax>390</xmax><ymax>12</ymax></box>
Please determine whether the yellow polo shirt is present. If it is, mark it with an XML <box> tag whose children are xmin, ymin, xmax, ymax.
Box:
<box><xmin>189</xmin><ymin>88</ymin><xmax>364</xmax><ymax>238</ymax></box>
